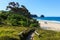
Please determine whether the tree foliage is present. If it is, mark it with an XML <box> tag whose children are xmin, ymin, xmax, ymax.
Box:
<box><xmin>6</xmin><ymin>2</ymin><xmax>31</xmax><ymax>18</ymax></box>
<box><xmin>0</xmin><ymin>2</ymin><xmax>39</xmax><ymax>27</ymax></box>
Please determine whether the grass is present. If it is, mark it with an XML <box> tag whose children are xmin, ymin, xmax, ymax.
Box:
<box><xmin>0</xmin><ymin>26</ymin><xmax>27</xmax><ymax>40</ymax></box>
<box><xmin>1</xmin><ymin>25</ymin><xmax>60</xmax><ymax>40</ymax></box>
<box><xmin>34</xmin><ymin>29</ymin><xmax>60</xmax><ymax>40</ymax></box>
<box><xmin>0</xmin><ymin>25</ymin><xmax>36</xmax><ymax>40</ymax></box>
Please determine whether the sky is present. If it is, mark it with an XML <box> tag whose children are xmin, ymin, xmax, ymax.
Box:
<box><xmin>0</xmin><ymin>0</ymin><xmax>60</xmax><ymax>17</ymax></box>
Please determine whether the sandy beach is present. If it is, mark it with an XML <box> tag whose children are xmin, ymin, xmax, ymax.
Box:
<box><xmin>39</xmin><ymin>20</ymin><xmax>60</xmax><ymax>31</ymax></box>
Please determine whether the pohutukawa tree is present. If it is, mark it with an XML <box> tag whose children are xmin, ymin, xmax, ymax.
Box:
<box><xmin>6</xmin><ymin>2</ymin><xmax>20</xmax><ymax>12</ymax></box>
<box><xmin>6</xmin><ymin>2</ymin><xmax>31</xmax><ymax>18</ymax></box>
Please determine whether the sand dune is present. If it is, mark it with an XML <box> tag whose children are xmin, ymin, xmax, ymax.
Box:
<box><xmin>39</xmin><ymin>20</ymin><xmax>60</xmax><ymax>31</ymax></box>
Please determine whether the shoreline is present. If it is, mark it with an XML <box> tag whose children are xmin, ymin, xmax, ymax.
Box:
<box><xmin>39</xmin><ymin>20</ymin><xmax>60</xmax><ymax>31</ymax></box>
<box><xmin>38</xmin><ymin>20</ymin><xmax>60</xmax><ymax>24</ymax></box>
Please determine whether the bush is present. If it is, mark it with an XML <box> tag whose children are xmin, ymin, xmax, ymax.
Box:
<box><xmin>30</xmin><ymin>23</ymin><xmax>38</xmax><ymax>27</ymax></box>
<box><xmin>0</xmin><ymin>7</ymin><xmax>39</xmax><ymax>27</ymax></box>
<box><xmin>18</xmin><ymin>21</ymin><xmax>27</xmax><ymax>27</ymax></box>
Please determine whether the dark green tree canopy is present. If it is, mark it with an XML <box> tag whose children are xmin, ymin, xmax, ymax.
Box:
<box><xmin>6</xmin><ymin>2</ymin><xmax>31</xmax><ymax>19</ymax></box>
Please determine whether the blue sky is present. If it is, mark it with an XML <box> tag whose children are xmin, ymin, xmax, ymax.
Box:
<box><xmin>0</xmin><ymin>0</ymin><xmax>60</xmax><ymax>17</ymax></box>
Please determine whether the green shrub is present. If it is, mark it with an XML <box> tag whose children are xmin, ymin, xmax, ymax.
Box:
<box><xmin>30</xmin><ymin>23</ymin><xmax>37</xmax><ymax>27</ymax></box>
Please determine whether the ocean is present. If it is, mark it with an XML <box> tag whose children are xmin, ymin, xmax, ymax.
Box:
<box><xmin>33</xmin><ymin>17</ymin><xmax>60</xmax><ymax>23</ymax></box>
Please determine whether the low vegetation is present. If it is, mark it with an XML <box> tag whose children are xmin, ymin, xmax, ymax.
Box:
<box><xmin>34</xmin><ymin>29</ymin><xmax>60</xmax><ymax>40</ymax></box>
<box><xmin>0</xmin><ymin>26</ymin><xmax>27</xmax><ymax>40</ymax></box>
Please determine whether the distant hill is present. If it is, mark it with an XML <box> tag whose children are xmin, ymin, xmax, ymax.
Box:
<box><xmin>31</xmin><ymin>14</ymin><xmax>38</xmax><ymax>17</ymax></box>
<box><xmin>40</xmin><ymin>15</ymin><xmax>45</xmax><ymax>18</ymax></box>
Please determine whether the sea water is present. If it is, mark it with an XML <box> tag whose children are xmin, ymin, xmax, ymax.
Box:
<box><xmin>33</xmin><ymin>17</ymin><xmax>60</xmax><ymax>23</ymax></box>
